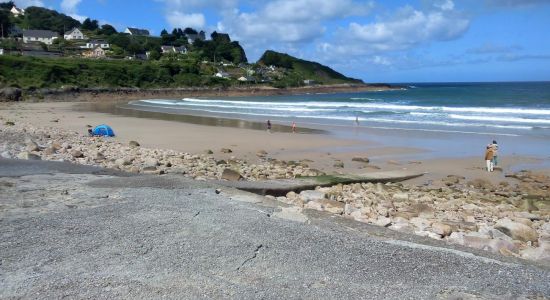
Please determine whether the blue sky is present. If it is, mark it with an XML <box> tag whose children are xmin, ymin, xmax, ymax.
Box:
<box><xmin>11</xmin><ymin>0</ymin><xmax>550</xmax><ymax>83</ymax></box>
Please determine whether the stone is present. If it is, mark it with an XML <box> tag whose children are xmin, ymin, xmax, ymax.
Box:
<box><xmin>51</xmin><ymin>141</ymin><xmax>62</xmax><ymax>150</ymax></box>
<box><xmin>409</xmin><ymin>217</ymin><xmax>431</xmax><ymax>231</ymax></box>
<box><xmin>17</xmin><ymin>152</ymin><xmax>41</xmax><ymax>160</ymax></box>
<box><xmin>387</xmin><ymin>160</ymin><xmax>400</xmax><ymax>165</ymax></box>
<box><xmin>0</xmin><ymin>87</ymin><xmax>22</xmax><ymax>102</ymax></box>
<box><xmin>144</xmin><ymin>158</ymin><xmax>159</xmax><ymax>168</ymax></box>
<box><xmin>411</xmin><ymin>203</ymin><xmax>435</xmax><ymax>218</ymax></box>
<box><xmin>221</xmin><ymin>168</ymin><xmax>242</xmax><ymax>181</ymax></box>
<box><xmin>351</xmin><ymin>157</ymin><xmax>370</xmax><ymax>163</ymax></box>
<box><xmin>305</xmin><ymin>201</ymin><xmax>323</xmax><ymax>211</ymax></box>
<box><xmin>392</xmin><ymin>192</ymin><xmax>409</xmax><ymax>202</ymax></box>
<box><xmin>1</xmin><ymin>151</ymin><xmax>12</xmax><ymax>159</ymax></box>
<box><xmin>93</xmin><ymin>152</ymin><xmax>105</xmax><ymax>161</ymax></box>
<box><xmin>317</xmin><ymin>199</ymin><xmax>345</xmax><ymax>214</ymax></box>
<box><xmin>467</xmin><ymin>178</ymin><xmax>493</xmax><ymax>190</ymax></box>
<box><xmin>42</xmin><ymin>147</ymin><xmax>55</xmax><ymax>155</ymax></box>
<box><xmin>115</xmin><ymin>158</ymin><xmax>131</xmax><ymax>166</ymax></box>
<box><xmin>5</xmin><ymin>121</ymin><xmax>15</xmax><ymax>126</ymax></box>
<box><xmin>431</xmin><ymin>222</ymin><xmax>452</xmax><ymax>237</ymax></box>
<box><xmin>299</xmin><ymin>190</ymin><xmax>326</xmax><ymax>202</ymax></box>
<box><xmin>129</xmin><ymin>141</ymin><xmax>140</xmax><ymax>148</ymax></box>
<box><xmin>375</xmin><ymin>217</ymin><xmax>392</xmax><ymax>227</ymax></box>
<box><xmin>221</xmin><ymin>148</ymin><xmax>233</xmax><ymax>153</ymax></box>
<box><xmin>26</xmin><ymin>141</ymin><xmax>39</xmax><ymax>152</ymax></box>
<box><xmin>256</xmin><ymin>150</ymin><xmax>268</xmax><ymax>157</ymax></box>
<box><xmin>333</xmin><ymin>161</ymin><xmax>344</xmax><ymax>168</ymax></box>
<box><xmin>70</xmin><ymin>150</ymin><xmax>83</xmax><ymax>158</ymax></box>
<box><xmin>495</xmin><ymin>218</ymin><xmax>539</xmax><ymax>242</ymax></box>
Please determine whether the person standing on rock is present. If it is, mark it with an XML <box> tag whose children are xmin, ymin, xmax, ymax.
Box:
<box><xmin>490</xmin><ymin>140</ymin><xmax>499</xmax><ymax>167</ymax></box>
<box><xmin>267</xmin><ymin>120</ymin><xmax>272</xmax><ymax>133</ymax></box>
<box><xmin>484</xmin><ymin>145</ymin><xmax>495</xmax><ymax>172</ymax></box>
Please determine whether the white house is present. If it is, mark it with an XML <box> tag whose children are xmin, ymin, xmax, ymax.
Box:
<box><xmin>64</xmin><ymin>28</ymin><xmax>85</xmax><ymax>40</ymax></box>
<box><xmin>23</xmin><ymin>30</ymin><xmax>58</xmax><ymax>45</ymax></box>
<box><xmin>83</xmin><ymin>46</ymin><xmax>106</xmax><ymax>59</ymax></box>
<box><xmin>160</xmin><ymin>45</ymin><xmax>175</xmax><ymax>54</ymax></box>
<box><xmin>124</xmin><ymin>27</ymin><xmax>150</xmax><ymax>36</ymax></box>
<box><xmin>0</xmin><ymin>49</ymin><xmax>4</xmax><ymax>55</ymax></box>
<box><xmin>83</xmin><ymin>40</ymin><xmax>110</xmax><ymax>49</ymax></box>
<box><xmin>214</xmin><ymin>71</ymin><xmax>230</xmax><ymax>79</ymax></box>
<box><xmin>10</xmin><ymin>6</ymin><xmax>24</xmax><ymax>17</ymax></box>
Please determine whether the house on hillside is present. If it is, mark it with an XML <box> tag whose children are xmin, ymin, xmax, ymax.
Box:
<box><xmin>23</xmin><ymin>30</ymin><xmax>58</xmax><ymax>45</ymax></box>
<box><xmin>161</xmin><ymin>45</ymin><xmax>187</xmax><ymax>55</ymax></box>
<box><xmin>175</xmin><ymin>46</ymin><xmax>187</xmax><ymax>54</ymax></box>
<box><xmin>10</xmin><ymin>5</ymin><xmax>24</xmax><ymax>17</ymax></box>
<box><xmin>125</xmin><ymin>27</ymin><xmax>150</xmax><ymax>36</ymax></box>
<box><xmin>64</xmin><ymin>28</ymin><xmax>85</xmax><ymax>40</ymax></box>
<box><xmin>0</xmin><ymin>49</ymin><xmax>4</xmax><ymax>55</ymax></box>
<box><xmin>83</xmin><ymin>40</ymin><xmax>110</xmax><ymax>49</ymax></box>
<box><xmin>83</xmin><ymin>46</ymin><xmax>106</xmax><ymax>58</ymax></box>
<box><xmin>187</xmin><ymin>30</ymin><xmax>206</xmax><ymax>44</ymax></box>
<box><xmin>160</xmin><ymin>45</ymin><xmax>175</xmax><ymax>54</ymax></box>
<box><xmin>214</xmin><ymin>71</ymin><xmax>230</xmax><ymax>79</ymax></box>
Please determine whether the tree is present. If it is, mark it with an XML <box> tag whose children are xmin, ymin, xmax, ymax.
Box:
<box><xmin>0</xmin><ymin>1</ymin><xmax>15</xmax><ymax>10</ymax></box>
<box><xmin>81</xmin><ymin>18</ymin><xmax>99</xmax><ymax>31</ymax></box>
<box><xmin>0</xmin><ymin>10</ymin><xmax>11</xmax><ymax>38</ymax></box>
<box><xmin>160</xmin><ymin>29</ymin><xmax>168</xmax><ymax>36</ymax></box>
<box><xmin>183</xmin><ymin>27</ymin><xmax>197</xmax><ymax>35</ymax></box>
<box><xmin>99</xmin><ymin>24</ymin><xmax>117</xmax><ymax>35</ymax></box>
<box><xmin>24</xmin><ymin>6</ymin><xmax>81</xmax><ymax>34</ymax></box>
<box><xmin>148</xmin><ymin>49</ymin><xmax>161</xmax><ymax>60</ymax></box>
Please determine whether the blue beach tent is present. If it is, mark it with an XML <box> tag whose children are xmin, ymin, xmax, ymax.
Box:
<box><xmin>92</xmin><ymin>124</ymin><xmax>115</xmax><ymax>137</ymax></box>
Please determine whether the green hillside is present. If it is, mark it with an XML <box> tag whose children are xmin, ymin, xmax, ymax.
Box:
<box><xmin>258</xmin><ymin>50</ymin><xmax>363</xmax><ymax>87</ymax></box>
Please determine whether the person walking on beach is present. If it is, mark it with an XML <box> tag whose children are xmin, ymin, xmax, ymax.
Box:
<box><xmin>490</xmin><ymin>140</ymin><xmax>499</xmax><ymax>167</ymax></box>
<box><xmin>484</xmin><ymin>145</ymin><xmax>495</xmax><ymax>172</ymax></box>
<box><xmin>267</xmin><ymin>120</ymin><xmax>272</xmax><ymax>133</ymax></box>
<box><xmin>355</xmin><ymin>116</ymin><xmax>359</xmax><ymax>126</ymax></box>
<box><xmin>292</xmin><ymin>121</ymin><xmax>296</xmax><ymax>133</ymax></box>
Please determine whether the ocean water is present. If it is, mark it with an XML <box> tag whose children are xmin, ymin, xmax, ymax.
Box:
<box><xmin>129</xmin><ymin>82</ymin><xmax>550</xmax><ymax>139</ymax></box>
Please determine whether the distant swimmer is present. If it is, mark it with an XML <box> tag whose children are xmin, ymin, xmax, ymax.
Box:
<box><xmin>292</xmin><ymin>121</ymin><xmax>296</xmax><ymax>133</ymax></box>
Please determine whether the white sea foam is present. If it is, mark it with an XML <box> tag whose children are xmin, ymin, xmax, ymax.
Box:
<box><xmin>450</xmin><ymin>114</ymin><xmax>550</xmax><ymax>124</ymax></box>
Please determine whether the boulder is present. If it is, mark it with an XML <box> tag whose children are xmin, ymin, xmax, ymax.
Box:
<box><xmin>129</xmin><ymin>141</ymin><xmax>140</xmax><ymax>148</ymax></box>
<box><xmin>256</xmin><ymin>150</ymin><xmax>268</xmax><ymax>157</ymax></box>
<box><xmin>467</xmin><ymin>178</ymin><xmax>493</xmax><ymax>190</ymax></box>
<box><xmin>375</xmin><ymin>216</ymin><xmax>392</xmax><ymax>227</ymax></box>
<box><xmin>5</xmin><ymin>121</ymin><xmax>15</xmax><ymax>126</ymax></box>
<box><xmin>431</xmin><ymin>222</ymin><xmax>453</xmax><ymax>237</ymax></box>
<box><xmin>392</xmin><ymin>192</ymin><xmax>409</xmax><ymax>202</ymax></box>
<box><xmin>17</xmin><ymin>152</ymin><xmax>41</xmax><ymax>160</ymax></box>
<box><xmin>221</xmin><ymin>148</ymin><xmax>233</xmax><ymax>153</ymax></box>
<box><xmin>115</xmin><ymin>158</ymin><xmax>132</xmax><ymax>166</ymax></box>
<box><xmin>144</xmin><ymin>158</ymin><xmax>159</xmax><ymax>168</ymax></box>
<box><xmin>351</xmin><ymin>157</ymin><xmax>370</xmax><ymax>163</ymax></box>
<box><xmin>221</xmin><ymin>168</ymin><xmax>242</xmax><ymax>181</ymax></box>
<box><xmin>299</xmin><ymin>190</ymin><xmax>326</xmax><ymax>202</ymax></box>
<box><xmin>0</xmin><ymin>87</ymin><xmax>22</xmax><ymax>102</ymax></box>
<box><xmin>333</xmin><ymin>161</ymin><xmax>344</xmax><ymax>168</ymax></box>
<box><xmin>317</xmin><ymin>199</ymin><xmax>345</xmax><ymax>214</ymax></box>
<box><xmin>26</xmin><ymin>141</ymin><xmax>39</xmax><ymax>152</ymax></box>
<box><xmin>70</xmin><ymin>150</ymin><xmax>84</xmax><ymax>158</ymax></box>
<box><xmin>495</xmin><ymin>218</ymin><xmax>539</xmax><ymax>242</ymax></box>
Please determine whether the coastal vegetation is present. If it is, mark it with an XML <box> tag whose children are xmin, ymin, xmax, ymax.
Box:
<box><xmin>0</xmin><ymin>1</ymin><xmax>363</xmax><ymax>91</ymax></box>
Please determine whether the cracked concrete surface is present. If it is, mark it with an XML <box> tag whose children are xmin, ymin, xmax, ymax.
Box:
<box><xmin>1</xmin><ymin>159</ymin><xmax>550</xmax><ymax>299</ymax></box>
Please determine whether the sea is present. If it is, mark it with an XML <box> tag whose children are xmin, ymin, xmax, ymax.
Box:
<box><xmin>124</xmin><ymin>81</ymin><xmax>550</xmax><ymax>160</ymax></box>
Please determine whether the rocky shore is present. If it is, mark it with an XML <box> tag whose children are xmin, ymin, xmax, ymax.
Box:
<box><xmin>1</xmin><ymin>120</ymin><xmax>549</xmax><ymax>264</ymax></box>
<box><xmin>0</xmin><ymin>83</ymin><xmax>397</xmax><ymax>102</ymax></box>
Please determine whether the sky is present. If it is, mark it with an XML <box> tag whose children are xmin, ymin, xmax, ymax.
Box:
<box><xmin>10</xmin><ymin>0</ymin><xmax>550</xmax><ymax>83</ymax></box>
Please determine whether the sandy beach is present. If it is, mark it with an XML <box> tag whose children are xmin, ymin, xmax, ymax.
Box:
<box><xmin>2</xmin><ymin>100</ymin><xmax>548</xmax><ymax>184</ymax></box>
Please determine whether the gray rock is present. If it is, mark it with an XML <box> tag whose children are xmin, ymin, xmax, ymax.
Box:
<box><xmin>0</xmin><ymin>87</ymin><xmax>22</xmax><ymax>102</ymax></box>
<box><xmin>144</xmin><ymin>158</ymin><xmax>159</xmax><ymax>168</ymax></box>
<box><xmin>392</xmin><ymin>192</ymin><xmax>409</xmax><ymax>202</ymax></box>
<box><xmin>221</xmin><ymin>168</ymin><xmax>242</xmax><ymax>181</ymax></box>
<box><xmin>221</xmin><ymin>148</ymin><xmax>233</xmax><ymax>153</ymax></box>
<box><xmin>129</xmin><ymin>141</ymin><xmax>140</xmax><ymax>148</ymax></box>
<box><xmin>495</xmin><ymin>218</ymin><xmax>539</xmax><ymax>243</ymax></box>
<box><xmin>17</xmin><ymin>152</ymin><xmax>41</xmax><ymax>160</ymax></box>
<box><xmin>70</xmin><ymin>150</ymin><xmax>84</xmax><ymax>158</ymax></box>
<box><xmin>352</xmin><ymin>157</ymin><xmax>370</xmax><ymax>163</ymax></box>
<box><xmin>299</xmin><ymin>190</ymin><xmax>326</xmax><ymax>202</ymax></box>
<box><xmin>26</xmin><ymin>141</ymin><xmax>39</xmax><ymax>152</ymax></box>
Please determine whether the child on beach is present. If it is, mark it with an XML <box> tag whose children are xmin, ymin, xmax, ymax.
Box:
<box><xmin>267</xmin><ymin>120</ymin><xmax>272</xmax><ymax>133</ymax></box>
<box><xmin>292</xmin><ymin>121</ymin><xmax>296</xmax><ymax>133</ymax></box>
<box><xmin>484</xmin><ymin>145</ymin><xmax>495</xmax><ymax>172</ymax></box>
<box><xmin>490</xmin><ymin>140</ymin><xmax>499</xmax><ymax>167</ymax></box>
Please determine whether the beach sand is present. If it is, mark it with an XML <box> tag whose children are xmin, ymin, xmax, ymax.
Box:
<box><xmin>2</xmin><ymin>100</ymin><xmax>548</xmax><ymax>184</ymax></box>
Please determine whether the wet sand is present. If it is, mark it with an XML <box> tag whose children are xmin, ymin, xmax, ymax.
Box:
<box><xmin>2</xmin><ymin>100</ymin><xmax>549</xmax><ymax>184</ymax></box>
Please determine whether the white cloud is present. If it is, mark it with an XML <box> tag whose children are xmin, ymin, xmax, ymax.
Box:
<box><xmin>166</xmin><ymin>11</ymin><xmax>206</xmax><ymax>29</ymax></box>
<box><xmin>13</xmin><ymin>0</ymin><xmax>44</xmax><ymax>8</ymax></box>
<box><xmin>485</xmin><ymin>0</ymin><xmax>550</xmax><ymax>7</ymax></box>
<box><xmin>317</xmin><ymin>0</ymin><xmax>469</xmax><ymax>65</ymax></box>
<box><xmin>60</xmin><ymin>0</ymin><xmax>87</xmax><ymax>21</ymax></box>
